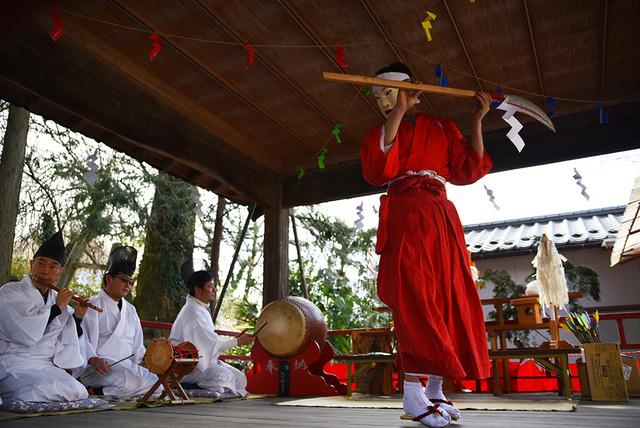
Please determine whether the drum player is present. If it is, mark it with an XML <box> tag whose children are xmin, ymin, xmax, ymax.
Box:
<box><xmin>169</xmin><ymin>261</ymin><xmax>253</xmax><ymax>399</ymax></box>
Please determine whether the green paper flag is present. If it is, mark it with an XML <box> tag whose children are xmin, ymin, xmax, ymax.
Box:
<box><xmin>297</xmin><ymin>166</ymin><xmax>305</xmax><ymax>180</ymax></box>
<box><xmin>332</xmin><ymin>123</ymin><xmax>343</xmax><ymax>144</ymax></box>
<box><xmin>317</xmin><ymin>149</ymin><xmax>328</xmax><ymax>169</ymax></box>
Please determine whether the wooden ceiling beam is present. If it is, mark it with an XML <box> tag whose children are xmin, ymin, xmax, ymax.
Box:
<box><xmin>114</xmin><ymin>0</ymin><xmax>316</xmax><ymax>158</ymax></box>
<box><xmin>195</xmin><ymin>0</ymin><xmax>358</xmax><ymax>148</ymax></box>
<box><xmin>522</xmin><ymin>0</ymin><xmax>546</xmax><ymax>100</ymax></box>
<box><xmin>0</xmin><ymin>30</ymin><xmax>278</xmax><ymax>206</ymax></box>
<box><xmin>359</xmin><ymin>0</ymin><xmax>439</xmax><ymax>117</ymax></box>
<box><xmin>442</xmin><ymin>0</ymin><xmax>483</xmax><ymax>92</ymax></box>
<box><xmin>61</xmin><ymin>5</ymin><xmax>281</xmax><ymax>172</ymax></box>
<box><xmin>277</xmin><ymin>0</ymin><xmax>383</xmax><ymax>119</ymax></box>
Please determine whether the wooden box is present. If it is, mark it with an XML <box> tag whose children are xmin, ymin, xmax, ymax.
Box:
<box><xmin>511</xmin><ymin>296</ymin><xmax>543</xmax><ymax>325</ymax></box>
<box><xmin>580</xmin><ymin>343</ymin><xmax>629</xmax><ymax>401</ymax></box>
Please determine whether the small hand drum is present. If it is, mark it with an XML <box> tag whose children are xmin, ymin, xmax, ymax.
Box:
<box><xmin>144</xmin><ymin>338</ymin><xmax>199</xmax><ymax>375</ymax></box>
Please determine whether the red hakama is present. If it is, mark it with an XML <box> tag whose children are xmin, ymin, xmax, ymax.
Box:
<box><xmin>361</xmin><ymin>113</ymin><xmax>492</xmax><ymax>380</ymax></box>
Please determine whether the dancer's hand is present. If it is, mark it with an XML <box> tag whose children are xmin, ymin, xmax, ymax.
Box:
<box><xmin>394</xmin><ymin>80</ymin><xmax>423</xmax><ymax>113</ymax></box>
<box><xmin>472</xmin><ymin>92</ymin><xmax>492</xmax><ymax>123</ymax></box>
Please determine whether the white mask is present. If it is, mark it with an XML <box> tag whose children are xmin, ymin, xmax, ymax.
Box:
<box><xmin>375</xmin><ymin>87</ymin><xmax>399</xmax><ymax>117</ymax></box>
<box><xmin>371</xmin><ymin>71</ymin><xmax>417</xmax><ymax>117</ymax></box>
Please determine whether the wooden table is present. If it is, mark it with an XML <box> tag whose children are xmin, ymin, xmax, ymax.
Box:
<box><xmin>488</xmin><ymin>347</ymin><xmax>580</xmax><ymax>399</ymax></box>
<box><xmin>333</xmin><ymin>353</ymin><xmax>396</xmax><ymax>397</ymax></box>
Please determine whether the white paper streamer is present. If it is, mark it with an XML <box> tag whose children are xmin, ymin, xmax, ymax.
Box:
<box><xmin>355</xmin><ymin>202</ymin><xmax>364</xmax><ymax>230</ymax></box>
<box><xmin>572</xmin><ymin>168</ymin><xmax>590</xmax><ymax>200</ymax></box>
<box><xmin>192</xmin><ymin>188</ymin><xmax>204</xmax><ymax>219</ymax></box>
<box><xmin>531</xmin><ymin>235</ymin><xmax>569</xmax><ymax>315</ymax></box>
<box><xmin>484</xmin><ymin>184</ymin><xmax>500</xmax><ymax>210</ymax></box>
<box><xmin>496</xmin><ymin>100</ymin><xmax>525</xmax><ymax>152</ymax></box>
<box><xmin>83</xmin><ymin>149</ymin><xmax>99</xmax><ymax>184</ymax></box>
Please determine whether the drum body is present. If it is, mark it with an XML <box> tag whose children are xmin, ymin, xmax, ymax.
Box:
<box><xmin>256</xmin><ymin>296</ymin><xmax>327</xmax><ymax>358</ymax></box>
<box><xmin>144</xmin><ymin>338</ymin><xmax>199</xmax><ymax>375</ymax></box>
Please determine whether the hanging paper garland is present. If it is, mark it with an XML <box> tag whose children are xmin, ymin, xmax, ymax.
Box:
<box><xmin>297</xmin><ymin>166</ymin><xmax>305</xmax><ymax>180</ymax></box>
<box><xmin>49</xmin><ymin>11</ymin><xmax>64</xmax><ymax>42</ymax></box>
<box><xmin>243</xmin><ymin>42</ymin><xmax>255</xmax><ymax>69</ymax></box>
<box><xmin>331</xmin><ymin>123</ymin><xmax>343</xmax><ymax>144</ymax></box>
<box><xmin>148</xmin><ymin>32</ymin><xmax>162</xmax><ymax>62</ymax></box>
<box><xmin>335</xmin><ymin>44</ymin><xmax>348</xmax><ymax>68</ymax></box>
<box><xmin>421</xmin><ymin>11</ymin><xmax>437</xmax><ymax>42</ymax></box>
<box><xmin>484</xmin><ymin>184</ymin><xmax>500</xmax><ymax>210</ymax></box>
<box><xmin>572</xmin><ymin>168</ymin><xmax>590</xmax><ymax>200</ymax></box>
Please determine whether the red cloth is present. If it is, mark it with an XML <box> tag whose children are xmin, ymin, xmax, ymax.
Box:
<box><xmin>360</xmin><ymin>113</ymin><xmax>492</xmax><ymax>380</ymax></box>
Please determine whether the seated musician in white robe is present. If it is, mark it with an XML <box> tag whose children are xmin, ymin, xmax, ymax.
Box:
<box><xmin>78</xmin><ymin>246</ymin><xmax>159</xmax><ymax>398</ymax></box>
<box><xmin>169</xmin><ymin>262</ymin><xmax>253</xmax><ymax>398</ymax></box>
<box><xmin>0</xmin><ymin>231</ymin><xmax>89</xmax><ymax>402</ymax></box>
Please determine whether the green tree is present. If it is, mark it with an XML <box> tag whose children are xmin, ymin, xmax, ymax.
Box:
<box><xmin>15</xmin><ymin>118</ymin><xmax>152</xmax><ymax>293</ymax></box>
<box><xmin>134</xmin><ymin>173</ymin><xmax>196</xmax><ymax>322</ymax></box>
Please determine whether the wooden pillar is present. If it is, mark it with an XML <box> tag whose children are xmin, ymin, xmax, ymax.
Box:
<box><xmin>0</xmin><ymin>105</ymin><xmax>30</xmax><ymax>285</ymax></box>
<box><xmin>262</xmin><ymin>205</ymin><xmax>289</xmax><ymax>307</ymax></box>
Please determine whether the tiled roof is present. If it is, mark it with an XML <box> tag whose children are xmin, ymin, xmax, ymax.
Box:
<box><xmin>464</xmin><ymin>206</ymin><xmax>624</xmax><ymax>256</ymax></box>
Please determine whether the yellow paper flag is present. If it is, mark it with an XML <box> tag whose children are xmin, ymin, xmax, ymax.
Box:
<box><xmin>421</xmin><ymin>11</ymin><xmax>437</xmax><ymax>42</ymax></box>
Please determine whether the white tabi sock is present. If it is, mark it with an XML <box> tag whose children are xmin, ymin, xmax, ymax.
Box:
<box><xmin>424</xmin><ymin>375</ymin><xmax>461</xmax><ymax>421</ymax></box>
<box><xmin>403</xmin><ymin>380</ymin><xmax>450</xmax><ymax>427</ymax></box>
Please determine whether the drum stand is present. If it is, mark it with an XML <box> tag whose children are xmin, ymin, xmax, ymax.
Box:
<box><xmin>137</xmin><ymin>358</ymin><xmax>198</xmax><ymax>406</ymax></box>
<box><xmin>247</xmin><ymin>340</ymin><xmax>346</xmax><ymax>396</ymax></box>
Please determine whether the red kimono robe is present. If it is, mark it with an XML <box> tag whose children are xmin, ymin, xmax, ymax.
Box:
<box><xmin>361</xmin><ymin>113</ymin><xmax>492</xmax><ymax>380</ymax></box>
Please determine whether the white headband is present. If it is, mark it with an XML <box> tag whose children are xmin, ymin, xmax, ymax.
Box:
<box><xmin>372</xmin><ymin>72</ymin><xmax>411</xmax><ymax>94</ymax></box>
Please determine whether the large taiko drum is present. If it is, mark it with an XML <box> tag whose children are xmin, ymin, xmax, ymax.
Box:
<box><xmin>144</xmin><ymin>338</ymin><xmax>199</xmax><ymax>375</ymax></box>
<box><xmin>256</xmin><ymin>296</ymin><xmax>327</xmax><ymax>358</ymax></box>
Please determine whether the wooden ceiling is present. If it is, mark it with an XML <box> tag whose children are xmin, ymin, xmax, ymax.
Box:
<box><xmin>1</xmin><ymin>0</ymin><xmax>639</xmax><ymax>207</ymax></box>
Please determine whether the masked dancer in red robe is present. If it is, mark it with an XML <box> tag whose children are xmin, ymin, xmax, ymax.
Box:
<box><xmin>361</xmin><ymin>63</ymin><xmax>492</xmax><ymax>427</ymax></box>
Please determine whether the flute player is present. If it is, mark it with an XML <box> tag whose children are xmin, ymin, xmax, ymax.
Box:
<box><xmin>0</xmin><ymin>230</ymin><xmax>90</xmax><ymax>403</ymax></box>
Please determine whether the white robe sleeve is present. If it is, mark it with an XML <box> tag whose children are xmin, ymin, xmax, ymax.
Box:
<box><xmin>0</xmin><ymin>287</ymin><xmax>50</xmax><ymax>347</ymax></box>
<box><xmin>189</xmin><ymin>318</ymin><xmax>237</xmax><ymax>360</ymax></box>
<box><xmin>53</xmin><ymin>307</ymin><xmax>85</xmax><ymax>369</ymax></box>
<box><xmin>131</xmin><ymin>311</ymin><xmax>146</xmax><ymax>364</ymax></box>
<box><xmin>80</xmin><ymin>305</ymin><xmax>99</xmax><ymax>360</ymax></box>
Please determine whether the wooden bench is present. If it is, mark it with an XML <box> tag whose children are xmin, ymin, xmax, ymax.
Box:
<box><xmin>333</xmin><ymin>353</ymin><xmax>396</xmax><ymax>397</ymax></box>
<box><xmin>488</xmin><ymin>348</ymin><xmax>580</xmax><ymax>399</ymax></box>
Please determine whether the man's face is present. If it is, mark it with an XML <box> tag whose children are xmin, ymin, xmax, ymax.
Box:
<box><xmin>195</xmin><ymin>280</ymin><xmax>216</xmax><ymax>304</ymax></box>
<box><xmin>30</xmin><ymin>257</ymin><xmax>63</xmax><ymax>283</ymax></box>
<box><xmin>375</xmin><ymin>87</ymin><xmax>399</xmax><ymax>117</ymax></box>
<box><xmin>104</xmin><ymin>273</ymin><xmax>134</xmax><ymax>300</ymax></box>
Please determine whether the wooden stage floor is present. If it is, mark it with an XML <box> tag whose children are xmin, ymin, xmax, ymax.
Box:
<box><xmin>2</xmin><ymin>395</ymin><xmax>639</xmax><ymax>428</ymax></box>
